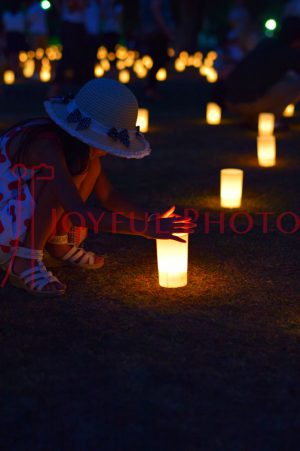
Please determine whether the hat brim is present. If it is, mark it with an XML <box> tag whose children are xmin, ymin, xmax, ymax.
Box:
<box><xmin>44</xmin><ymin>101</ymin><xmax>151</xmax><ymax>159</ymax></box>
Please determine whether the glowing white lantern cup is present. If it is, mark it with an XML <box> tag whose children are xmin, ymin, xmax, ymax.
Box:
<box><xmin>283</xmin><ymin>104</ymin><xmax>295</xmax><ymax>118</ymax></box>
<box><xmin>220</xmin><ymin>169</ymin><xmax>244</xmax><ymax>209</ymax></box>
<box><xmin>156</xmin><ymin>234</ymin><xmax>188</xmax><ymax>288</ymax></box>
<box><xmin>258</xmin><ymin>113</ymin><xmax>275</xmax><ymax>136</ymax></box>
<box><xmin>257</xmin><ymin>135</ymin><xmax>276</xmax><ymax>167</ymax></box>
<box><xmin>137</xmin><ymin>108</ymin><xmax>149</xmax><ymax>133</ymax></box>
<box><xmin>206</xmin><ymin>103</ymin><xmax>221</xmax><ymax>125</ymax></box>
<box><xmin>4</xmin><ymin>70</ymin><xmax>15</xmax><ymax>85</ymax></box>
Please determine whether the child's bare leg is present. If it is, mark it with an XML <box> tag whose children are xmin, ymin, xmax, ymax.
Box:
<box><xmin>12</xmin><ymin>170</ymin><xmax>66</xmax><ymax>292</ymax></box>
<box><xmin>46</xmin><ymin>158</ymin><xmax>103</xmax><ymax>263</ymax></box>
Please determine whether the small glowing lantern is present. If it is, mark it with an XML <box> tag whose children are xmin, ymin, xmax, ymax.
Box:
<box><xmin>23</xmin><ymin>59</ymin><xmax>35</xmax><ymax>78</ymax></box>
<box><xmin>101</xmin><ymin>59</ymin><xmax>110</xmax><ymax>72</ymax></box>
<box><xmin>119</xmin><ymin>69</ymin><xmax>130</xmax><ymax>84</ymax></box>
<box><xmin>206</xmin><ymin>68</ymin><xmax>218</xmax><ymax>83</ymax></box>
<box><xmin>283</xmin><ymin>104</ymin><xmax>295</xmax><ymax>118</ymax></box>
<box><xmin>35</xmin><ymin>48</ymin><xmax>45</xmax><ymax>60</ymax></box>
<box><xmin>142</xmin><ymin>55</ymin><xmax>153</xmax><ymax>69</ymax></box>
<box><xmin>137</xmin><ymin>109</ymin><xmax>149</xmax><ymax>133</ymax></box>
<box><xmin>3</xmin><ymin>70</ymin><xmax>15</xmax><ymax>85</ymax></box>
<box><xmin>258</xmin><ymin>113</ymin><xmax>275</xmax><ymax>136</ymax></box>
<box><xmin>175</xmin><ymin>58</ymin><xmax>185</xmax><ymax>72</ymax></box>
<box><xmin>220</xmin><ymin>169</ymin><xmax>244</xmax><ymax>209</ymax></box>
<box><xmin>156</xmin><ymin>68</ymin><xmax>167</xmax><ymax>81</ymax></box>
<box><xmin>94</xmin><ymin>63</ymin><xmax>104</xmax><ymax>78</ymax></box>
<box><xmin>156</xmin><ymin>234</ymin><xmax>188</xmax><ymax>288</ymax></box>
<box><xmin>206</xmin><ymin>102</ymin><xmax>221</xmax><ymax>125</ymax></box>
<box><xmin>257</xmin><ymin>135</ymin><xmax>276</xmax><ymax>167</ymax></box>
<box><xmin>40</xmin><ymin>68</ymin><xmax>51</xmax><ymax>82</ymax></box>
<box><xmin>167</xmin><ymin>47</ymin><xmax>176</xmax><ymax>58</ymax></box>
<box><xmin>19</xmin><ymin>51</ymin><xmax>28</xmax><ymax>63</ymax></box>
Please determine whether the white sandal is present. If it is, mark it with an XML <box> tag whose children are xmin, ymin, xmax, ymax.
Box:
<box><xmin>9</xmin><ymin>247</ymin><xmax>66</xmax><ymax>297</ymax></box>
<box><xmin>47</xmin><ymin>230</ymin><xmax>104</xmax><ymax>270</ymax></box>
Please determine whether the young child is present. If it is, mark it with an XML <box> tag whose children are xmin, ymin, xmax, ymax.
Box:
<box><xmin>0</xmin><ymin>78</ymin><xmax>195</xmax><ymax>297</ymax></box>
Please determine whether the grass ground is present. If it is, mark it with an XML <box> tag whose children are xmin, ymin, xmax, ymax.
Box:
<box><xmin>0</xmin><ymin>79</ymin><xmax>300</xmax><ymax>450</ymax></box>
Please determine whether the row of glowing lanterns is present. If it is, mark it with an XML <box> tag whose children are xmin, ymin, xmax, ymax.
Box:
<box><xmin>138</xmin><ymin>106</ymin><xmax>294</xmax><ymax>289</ymax></box>
<box><xmin>95</xmin><ymin>46</ymin><xmax>219</xmax><ymax>84</ymax></box>
<box><xmin>2</xmin><ymin>46</ymin><xmax>218</xmax><ymax>85</ymax></box>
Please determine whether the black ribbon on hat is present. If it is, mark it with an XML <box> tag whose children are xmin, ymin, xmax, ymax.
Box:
<box><xmin>107</xmin><ymin>127</ymin><xmax>130</xmax><ymax>148</ymax></box>
<box><xmin>67</xmin><ymin>108</ymin><xmax>92</xmax><ymax>131</ymax></box>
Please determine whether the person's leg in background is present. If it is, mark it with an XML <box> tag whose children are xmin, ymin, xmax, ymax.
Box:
<box><xmin>146</xmin><ymin>32</ymin><xmax>169</xmax><ymax>99</ymax></box>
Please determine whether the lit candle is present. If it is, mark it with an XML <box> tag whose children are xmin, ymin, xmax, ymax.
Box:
<box><xmin>3</xmin><ymin>70</ymin><xmax>15</xmax><ymax>85</ymax></box>
<box><xmin>220</xmin><ymin>169</ymin><xmax>244</xmax><ymax>208</ymax></box>
<box><xmin>156</xmin><ymin>68</ymin><xmax>167</xmax><ymax>81</ymax></box>
<box><xmin>137</xmin><ymin>109</ymin><xmax>149</xmax><ymax>133</ymax></box>
<box><xmin>257</xmin><ymin>135</ymin><xmax>276</xmax><ymax>167</ymax></box>
<box><xmin>258</xmin><ymin>113</ymin><xmax>275</xmax><ymax>136</ymax></box>
<box><xmin>283</xmin><ymin>104</ymin><xmax>295</xmax><ymax>118</ymax></box>
<box><xmin>156</xmin><ymin>234</ymin><xmax>188</xmax><ymax>288</ymax></box>
<box><xmin>206</xmin><ymin>102</ymin><xmax>221</xmax><ymax>125</ymax></box>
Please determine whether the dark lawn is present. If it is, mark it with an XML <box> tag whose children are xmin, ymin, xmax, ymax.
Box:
<box><xmin>0</xmin><ymin>80</ymin><xmax>300</xmax><ymax>451</ymax></box>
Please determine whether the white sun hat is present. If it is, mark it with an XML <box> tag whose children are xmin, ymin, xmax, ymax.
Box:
<box><xmin>44</xmin><ymin>78</ymin><xmax>151</xmax><ymax>159</ymax></box>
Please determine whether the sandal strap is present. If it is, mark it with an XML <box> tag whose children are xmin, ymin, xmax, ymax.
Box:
<box><xmin>62</xmin><ymin>246</ymin><xmax>95</xmax><ymax>265</ymax></box>
<box><xmin>20</xmin><ymin>261</ymin><xmax>61</xmax><ymax>291</ymax></box>
<box><xmin>48</xmin><ymin>235</ymin><xmax>69</xmax><ymax>245</ymax></box>
<box><xmin>15</xmin><ymin>246</ymin><xmax>44</xmax><ymax>260</ymax></box>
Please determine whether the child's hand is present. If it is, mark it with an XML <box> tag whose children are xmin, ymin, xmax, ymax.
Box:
<box><xmin>145</xmin><ymin>216</ymin><xmax>197</xmax><ymax>243</ymax></box>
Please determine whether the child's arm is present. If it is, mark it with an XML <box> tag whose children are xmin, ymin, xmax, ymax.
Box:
<box><xmin>30</xmin><ymin>141</ymin><xmax>195</xmax><ymax>240</ymax></box>
<box><xmin>94</xmin><ymin>169</ymin><xmax>148</xmax><ymax>220</ymax></box>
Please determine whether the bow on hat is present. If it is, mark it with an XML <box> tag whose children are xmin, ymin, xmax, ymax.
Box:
<box><xmin>107</xmin><ymin>127</ymin><xmax>130</xmax><ymax>148</ymax></box>
<box><xmin>67</xmin><ymin>108</ymin><xmax>92</xmax><ymax>131</ymax></box>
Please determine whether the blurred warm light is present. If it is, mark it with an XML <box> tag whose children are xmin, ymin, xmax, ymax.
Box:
<box><xmin>204</xmin><ymin>58</ymin><xmax>214</xmax><ymax>67</ymax></box>
<box><xmin>142</xmin><ymin>55</ymin><xmax>153</xmax><ymax>69</ymax></box>
<box><xmin>101</xmin><ymin>59</ymin><xmax>111</xmax><ymax>72</ymax></box>
<box><xmin>179</xmin><ymin>51</ymin><xmax>189</xmax><ymax>64</ymax></box>
<box><xmin>207</xmin><ymin>51</ymin><xmax>218</xmax><ymax>60</ymax></box>
<box><xmin>156</xmin><ymin>234</ymin><xmax>188</xmax><ymax>288</ymax></box>
<box><xmin>220</xmin><ymin>169</ymin><xmax>244</xmax><ymax>208</ymax></box>
<box><xmin>97</xmin><ymin>46</ymin><xmax>107</xmax><ymax>60</ymax></box>
<box><xmin>27</xmin><ymin>50</ymin><xmax>35</xmax><ymax>59</ymax></box>
<box><xmin>23</xmin><ymin>59</ymin><xmax>35</xmax><ymax>78</ymax></box>
<box><xmin>40</xmin><ymin>68</ymin><xmax>51</xmax><ymax>82</ymax></box>
<box><xmin>35</xmin><ymin>48</ymin><xmax>44</xmax><ymax>60</ymax></box>
<box><xmin>119</xmin><ymin>69</ymin><xmax>130</xmax><ymax>84</ymax></box>
<box><xmin>108</xmin><ymin>52</ymin><xmax>116</xmax><ymax>61</ymax></box>
<box><xmin>137</xmin><ymin>108</ymin><xmax>149</xmax><ymax>133</ymax></box>
<box><xmin>167</xmin><ymin>47</ymin><xmax>176</xmax><ymax>58</ymax></box>
<box><xmin>116</xmin><ymin>60</ymin><xmax>126</xmax><ymax>70</ymax></box>
<box><xmin>94</xmin><ymin>63</ymin><xmax>104</xmax><ymax>77</ymax></box>
<box><xmin>257</xmin><ymin>135</ymin><xmax>276</xmax><ymax>167</ymax></box>
<box><xmin>41</xmin><ymin>57</ymin><xmax>50</xmax><ymax>68</ymax></box>
<box><xmin>283</xmin><ymin>104</ymin><xmax>295</xmax><ymax>117</ymax></box>
<box><xmin>258</xmin><ymin>113</ymin><xmax>275</xmax><ymax>136</ymax></box>
<box><xmin>200</xmin><ymin>65</ymin><xmax>209</xmax><ymax>76</ymax></box>
<box><xmin>116</xmin><ymin>46</ymin><xmax>128</xmax><ymax>60</ymax></box>
<box><xmin>175</xmin><ymin>58</ymin><xmax>185</xmax><ymax>72</ymax></box>
<box><xmin>206</xmin><ymin>103</ymin><xmax>221</xmax><ymax>125</ymax></box>
<box><xmin>156</xmin><ymin>68</ymin><xmax>167</xmax><ymax>81</ymax></box>
<box><xmin>136</xmin><ymin>67</ymin><xmax>147</xmax><ymax>79</ymax></box>
<box><xmin>3</xmin><ymin>70</ymin><xmax>15</xmax><ymax>85</ymax></box>
<box><xmin>206</xmin><ymin>68</ymin><xmax>218</xmax><ymax>83</ymax></box>
<box><xmin>19</xmin><ymin>51</ymin><xmax>28</xmax><ymax>63</ymax></box>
